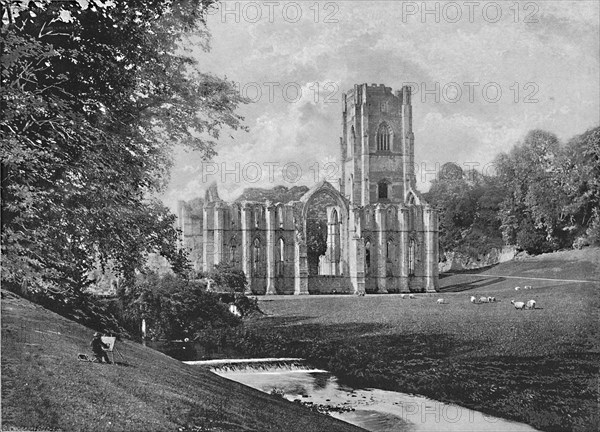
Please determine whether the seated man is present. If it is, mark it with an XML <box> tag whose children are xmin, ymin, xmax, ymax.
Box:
<box><xmin>90</xmin><ymin>332</ymin><xmax>111</xmax><ymax>363</ymax></box>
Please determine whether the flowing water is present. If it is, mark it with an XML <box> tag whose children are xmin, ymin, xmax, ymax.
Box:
<box><xmin>185</xmin><ymin>359</ymin><xmax>540</xmax><ymax>432</ymax></box>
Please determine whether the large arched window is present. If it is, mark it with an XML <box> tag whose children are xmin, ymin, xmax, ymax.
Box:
<box><xmin>376</xmin><ymin>123</ymin><xmax>392</xmax><ymax>151</ymax></box>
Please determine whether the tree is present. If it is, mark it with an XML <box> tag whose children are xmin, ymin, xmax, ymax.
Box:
<box><xmin>206</xmin><ymin>262</ymin><xmax>247</xmax><ymax>293</ymax></box>
<box><xmin>494</xmin><ymin>130</ymin><xmax>566</xmax><ymax>253</ymax></box>
<box><xmin>122</xmin><ymin>272</ymin><xmax>241</xmax><ymax>340</ymax></box>
<box><xmin>425</xmin><ymin>164</ymin><xmax>504</xmax><ymax>258</ymax></box>
<box><xmin>555</xmin><ymin>127</ymin><xmax>600</xmax><ymax>246</ymax></box>
<box><xmin>1</xmin><ymin>1</ymin><xmax>246</xmax><ymax>295</ymax></box>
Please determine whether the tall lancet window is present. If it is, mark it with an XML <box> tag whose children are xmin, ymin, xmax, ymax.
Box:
<box><xmin>253</xmin><ymin>238</ymin><xmax>261</xmax><ymax>271</ymax></box>
<box><xmin>408</xmin><ymin>239</ymin><xmax>416</xmax><ymax>276</ymax></box>
<box><xmin>365</xmin><ymin>241</ymin><xmax>371</xmax><ymax>275</ymax></box>
<box><xmin>377</xmin><ymin>123</ymin><xmax>392</xmax><ymax>151</ymax></box>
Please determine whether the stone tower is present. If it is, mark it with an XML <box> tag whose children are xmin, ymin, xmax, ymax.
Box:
<box><xmin>340</xmin><ymin>83</ymin><xmax>419</xmax><ymax>206</ymax></box>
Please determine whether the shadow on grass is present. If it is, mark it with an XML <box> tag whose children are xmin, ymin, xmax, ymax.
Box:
<box><xmin>439</xmin><ymin>276</ymin><xmax>506</xmax><ymax>292</ymax></box>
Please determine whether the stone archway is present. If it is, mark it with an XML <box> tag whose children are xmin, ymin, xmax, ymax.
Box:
<box><xmin>298</xmin><ymin>181</ymin><xmax>350</xmax><ymax>293</ymax></box>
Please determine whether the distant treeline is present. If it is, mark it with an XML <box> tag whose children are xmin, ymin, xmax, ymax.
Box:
<box><xmin>424</xmin><ymin>127</ymin><xmax>600</xmax><ymax>257</ymax></box>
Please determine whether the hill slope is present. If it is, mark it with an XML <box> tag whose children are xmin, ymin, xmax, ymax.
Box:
<box><xmin>1</xmin><ymin>291</ymin><xmax>364</xmax><ymax>432</ymax></box>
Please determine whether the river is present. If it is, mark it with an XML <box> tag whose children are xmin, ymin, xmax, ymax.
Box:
<box><xmin>185</xmin><ymin>359</ymin><xmax>539</xmax><ymax>432</ymax></box>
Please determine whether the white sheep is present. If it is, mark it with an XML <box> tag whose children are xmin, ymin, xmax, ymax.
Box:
<box><xmin>524</xmin><ymin>285</ymin><xmax>532</xmax><ymax>290</ymax></box>
<box><xmin>408</xmin><ymin>294</ymin><xmax>415</xmax><ymax>299</ymax></box>
<box><xmin>479</xmin><ymin>296</ymin><xmax>489</xmax><ymax>303</ymax></box>
<box><xmin>526</xmin><ymin>300</ymin><xmax>536</xmax><ymax>309</ymax></box>
<box><xmin>488</xmin><ymin>296</ymin><xmax>496</xmax><ymax>303</ymax></box>
<box><xmin>437</xmin><ymin>298</ymin><xmax>445</xmax><ymax>304</ymax></box>
<box><xmin>515</xmin><ymin>286</ymin><xmax>520</xmax><ymax>291</ymax></box>
<box><xmin>511</xmin><ymin>300</ymin><xmax>525</xmax><ymax>310</ymax></box>
<box><xmin>470</xmin><ymin>296</ymin><xmax>477</xmax><ymax>303</ymax></box>
<box><xmin>400</xmin><ymin>294</ymin><xmax>406</xmax><ymax>299</ymax></box>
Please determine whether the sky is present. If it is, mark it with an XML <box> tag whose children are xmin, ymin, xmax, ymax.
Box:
<box><xmin>161</xmin><ymin>0</ymin><xmax>600</xmax><ymax>209</ymax></box>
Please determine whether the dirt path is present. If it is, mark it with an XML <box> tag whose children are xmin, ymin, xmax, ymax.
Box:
<box><xmin>450</xmin><ymin>273</ymin><xmax>599</xmax><ymax>283</ymax></box>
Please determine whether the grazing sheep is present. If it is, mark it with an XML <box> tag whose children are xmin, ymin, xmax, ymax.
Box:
<box><xmin>470</xmin><ymin>296</ymin><xmax>477</xmax><ymax>303</ymax></box>
<box><xmin>437</xmin><ymin>298</ymin><xmax>445</xmax><ymax>304</ymax></box>
<box><xmin>488</xmin><ymin>296</ymin><xmax>496</xmax><ymax>303</ymax></box>
<box><xmin>526</xmin><ymin>300</ymin><xmax>536</xmax><ymax>309</ymax></box>
<box><xmin>479</xmin><ymin>296</ymin><xmax>489</xmax><ymax>303</ymax></box>
<box><xmin>524</xmin><ymin>285</ymin><xmax>532</xmax><ymax>290</ymax></box>
<box><xmin>400</xmin><ymin>294</ymin><xmax>406</xmax><ymax>299</ymax></box>
<box><xmin>515</xmin><ymin>286</ymin><xmax>520</xmax><ymax>291</ymax></box>
<box><xmin>511</xmin><ymin>300</ymin><xmax>525</xmax><ymax>310</ymax></box>
<box><xmin>408</xmin><ymin>294</ymin><xmax>415</xmax><ymax>299</ymax></box>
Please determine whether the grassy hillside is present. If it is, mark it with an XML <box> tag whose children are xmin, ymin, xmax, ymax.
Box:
<box><xmin>238</xmin><ymin>249</ymin><xmax>600</xmax><ymax>432</ymax></box>
<box><xmin>1</xmin><ymin>290</ymin><xmax>364</xmax><ymax>432</ymax></box>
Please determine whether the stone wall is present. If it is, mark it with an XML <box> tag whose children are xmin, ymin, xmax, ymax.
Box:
<box><xmin>308</xmin><ymin>276</ymin><xmax>352</xmax><ymax>294</ymax></box>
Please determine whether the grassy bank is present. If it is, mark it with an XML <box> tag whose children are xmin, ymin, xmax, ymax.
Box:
<box><xmin>232</xmin><ymin>253</ymin><xmax>600</xmax><ymax>432</ymax></box>
<box><xmin>1</xmin><ymin>290</ymin><xmax>364</xmax><ymax>432</ymax></box>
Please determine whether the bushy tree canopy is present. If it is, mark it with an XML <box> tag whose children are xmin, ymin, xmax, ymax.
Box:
<box><xmin>1</xmin><ymin>0</ymin><xmax>246</xmax><ymax>294</ymax></box>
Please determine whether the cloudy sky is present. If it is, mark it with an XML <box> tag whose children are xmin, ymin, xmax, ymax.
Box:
<box><xmin>162</xmin><ymin>0</ymin><xmax>599</xmax><ymax>208</ymax></box>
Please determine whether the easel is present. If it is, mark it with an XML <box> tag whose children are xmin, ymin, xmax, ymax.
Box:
<box><xmin>101</xmin><ymin>336</ymin><xmax>127</xmax><ymax>365</ymax></box>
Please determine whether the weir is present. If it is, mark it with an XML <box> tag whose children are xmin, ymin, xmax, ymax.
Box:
<box><xmin>186</xmin><ymin>358</ymin><xmax>540</xmax><ymax>432</ymax></box>
<box><xmin>184</xmin><ymin>358</ymin><xmax>326</xmax><ymax>373</ymax></box>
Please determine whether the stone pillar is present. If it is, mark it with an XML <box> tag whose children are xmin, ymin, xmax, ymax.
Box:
<box><xmin>375</xmin><ymin>204</ymin><xmax>387</xmax><ymax>293</ymax></box>
<box><xmin>294</xmin><ymin>234</ymin><xmax>309</xmax><ymax>295</ymax></box>
<box><xmin>423</xmin><ymin>206</ymin><xmax>439</xmax><ymax>292</ymax></box>
<box><xmin>349</xmin><ymin>207</ymin><xmax>365</xmax><ymax>295</ymax></box>
<box><xmin>265</xmin><ymin>203</ymin><xmax>277</xmax><ymax>295</ymax></box>
<box><xmin>401</xmin><ymin>85</ymin><xmax>415</xmax><ymax>196</ymax></box>
<box><xmin>213</xmin><ymin>202</ymin><xmax>225</xmax><ymax>266</ymax></box>
<box><xmin>241</xmin><ymin>203</ymin><xmax>253</xmax><ymax>294</ymax></box>
<box><xmin>202</xmin><ymin>202</ymin><xmax>214</xmax><ymax>272</ymax></box>
<box><xmin>398</xmin><ymin>205</ymin><xmax>410</xmax><ymax>293</ymax></box>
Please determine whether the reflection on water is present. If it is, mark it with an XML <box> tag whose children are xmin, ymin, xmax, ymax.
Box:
<box><xmin>213</xmin><ymin>368</ymin><xmax>539</xmax><ymax>432</ymax></box>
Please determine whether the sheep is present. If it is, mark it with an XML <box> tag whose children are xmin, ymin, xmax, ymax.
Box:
<box><xmin>524</xmin><ymin>285</ymin><xmax>532</xmax><ymax>290</ymax></box>
<box><xmin>488</xmin><ymin>296</ymin><xmax>496</xmax><ymax>303</ymax></box>
<box><xmin>470</xmin><ymin>296</ymin><xmax>477</xmax><ymax>303</ymax></box>
<box><xmin>479</xmin><ymin>296</ymin><xmax>489</xmax><ymax>303</ymax></box>
<box><xmin>437</xmin><ymin>298</ymin><xmax>445</xmax><ymax>304</ymax></box>
<box><xmin>511</xmin><ymin>300</ymin><xmax>525</xmax><ymax>310</ymax></box>
<box><xmin>526</xmin><ymin>299</ymin><xmax>536</xmax><ymax>309</ymax></box>
<box><xmin>515</xmin><ymin>286</ymin><xmax>520</xmax><ymax>291</ymax></box>
<box><xmin>400</xmin><ymin>294</ymin><xmax>406</xmax><ymax>299</ymax></box>
<box><xmin>408</xmin><ymin>294</ymin><xmax>416</xmax><ymax>299</ymax></box>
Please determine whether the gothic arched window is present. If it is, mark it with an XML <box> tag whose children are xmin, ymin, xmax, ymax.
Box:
<box><xmin>376</xmin><ymin>123</ymin><xmax>392</xmax><ymax>151</ymax></box>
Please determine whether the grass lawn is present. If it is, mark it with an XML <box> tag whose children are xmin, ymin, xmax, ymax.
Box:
<box><xmin>238</xmin><ymin>251</ymin><xmax>600</xmax><ymax>432</ymax></box>
<box><xmin>1</xmin><ymin>290</ymin><xmax>364</xmax><ymax>432</ymax></box>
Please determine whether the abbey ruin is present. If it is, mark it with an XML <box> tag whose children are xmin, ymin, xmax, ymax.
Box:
<box><xmin>177</xmin><ymin>83</ymin><xmax>439</xmax><ymax>294</ymax></box>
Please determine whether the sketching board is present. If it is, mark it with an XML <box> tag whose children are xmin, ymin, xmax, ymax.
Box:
<box><xmin>101</xmin><ymin>336</ymin><xmax>116</xmax><ymax>351</ymax></box>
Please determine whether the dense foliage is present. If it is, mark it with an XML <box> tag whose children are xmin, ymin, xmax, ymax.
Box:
<box><xmin>426</xmin><ymin>127</ymin><xmax>600</xmax><ymax>257</ymax></box>
<box><xmin>1</xmin><ymin>0</ymin><xmax>246</xmax><ymax>296</ymax></box>
<box><xmin>121</xmin><ymin>272</ymin><xmax>242</xmax><ymax>341</ymax></box>
<box><xmin>202</xmin><ymin>262</ymin><xmax>248</xmax><ymax>293</ymax></box>
<box><xmin>425</xmin><ymin>163</ymin><xmax>504</xmax><ymax>257</ymax></box>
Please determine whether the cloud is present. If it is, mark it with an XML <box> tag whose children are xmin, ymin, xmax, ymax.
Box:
<box><xmin>163</xmin><ymin>0</ymin><xmax>599</xmax><ymax>209</ymax></box>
